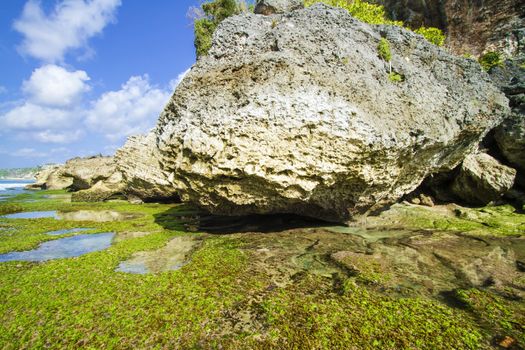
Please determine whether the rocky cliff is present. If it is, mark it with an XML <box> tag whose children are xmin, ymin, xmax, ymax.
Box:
<box><xmin>374</xmin><ymin>0</ymin><xmax>524</xmax><ymax>57</ymax></box>
<box><xmin>155</xmin><ymin>4</ymin><xmax>508</xmax><ymax>222</ymax></box>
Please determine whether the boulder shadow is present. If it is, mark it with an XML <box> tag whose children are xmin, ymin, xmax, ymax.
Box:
<box><xmin>154</xmin><ymin>206</ymin><xmax>332</xmax><ymax>234</ymax></box>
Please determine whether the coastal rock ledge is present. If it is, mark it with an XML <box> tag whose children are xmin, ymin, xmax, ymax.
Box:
<box><xmin>156</xmin><ymin>4</ymin><xmax>508</xmax><ymax>222</ymax></box>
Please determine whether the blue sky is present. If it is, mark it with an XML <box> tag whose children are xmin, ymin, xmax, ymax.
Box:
<box><xmin>0</xmin><ymin>0</ymin><xmax>200</xmax><ymax>168</ymax></box>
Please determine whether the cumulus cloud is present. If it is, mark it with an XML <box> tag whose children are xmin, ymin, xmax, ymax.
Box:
<box><xmin>1</xmin><ymin>103</ymin><xmax>74</xmax><ymax>130</ymax></box>
<box><xmin>0</xmin><ymin>65</ymin><xmax>89</xmax><ymax>144</ymax></box>
<box><xmin>22</xmin><ymin>64</ymin><xmax>90</xmax><ymax>106</ymax></box>
<box><xmin>13</xmin><ymin>0</ymin><xmax>121</xmax><ymax>62</ymax></box>
<box><xmin>86</xmin><ymin>75</ymin><xmax>171</xmax><ymax>141</ymax></box>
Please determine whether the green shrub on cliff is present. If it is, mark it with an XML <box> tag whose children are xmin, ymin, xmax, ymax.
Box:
<box><xmin>193</xmin><ymin>0</ymin><xmax>446</xmax><ymax>58</ymax></box>
<box><xmin>377</xmin><ymin>37</ymin><xmax>391</xmax><ymax>62</ymax></box>
<box><xmin>478</xmin><ymin>51</ymin><xmax>503</xmax><ymax>72</ymax></box>
<box><xmin>306</xmin><ymin>0</ymin><xmax>445</xmax><ymax>47</ymax></box>
<box><xmin>193</xmin><ymin>0</ymin><xmax>244</xmax><ymax>58</ymax></box>
<box><xmin>414</xmin><ymin>26</ymin><xmax>445</xmax><ymax>46</ymax></box>
<box><xmin>194</xmin><ymin>18</ymin><xmax>217</xmax><ymax>58</ymax></box>
<box><xmin>305</xmin><ymin>0</ymin><xmax>402</xmax><ymax>25</ymax></box>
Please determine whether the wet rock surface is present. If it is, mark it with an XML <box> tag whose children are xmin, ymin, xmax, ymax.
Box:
<box><xmin>222</xmin><ymin>225</ymin><xmax>525</xmax><ymax>298</ymax></box>
<box><xmin>157</xmin><ymin>4</ymin><xmax>508</xmax><ymax>223</ymax></box>
<box><xmin>116</xmin><ymin>235</ymin><xmax>200</xmax><ymax>274</ymax></box>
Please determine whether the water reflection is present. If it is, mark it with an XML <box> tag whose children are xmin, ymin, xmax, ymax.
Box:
<box><xmin>0</xmin><ymin>233</ymin><xmax>114</xmax><ymax>262</ymax></box>
<box><xmin>1</xmin><ymin>211</ymin><xmax>58</xmax><ymax>219</ymax></box>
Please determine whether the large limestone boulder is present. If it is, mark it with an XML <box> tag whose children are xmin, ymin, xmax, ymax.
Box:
<box><xmin>156</xmin><ymin>4</ymin><xmax>508</xmax><ymax>222</ymax></box>
<box><xmin>451</xmin><ymin>153</ymin><xmax>516</xmax><ymax>205</ymax></box>
<box><xmin>25</xmin><ymin>164</ymin><xmax>69</xmax><ymax>190</ymax></box>
<box><xmin>62</xmin><ymin>156</ymin><xmax>117</xmax><ymax>191</ymax></box>
<box><xmin>254</xmin><ymin>0</ymin><xmax>304</xmax><ymax>15</ymax></box>
<box><xmin>71</xmin><ymin>171</ymin><xmax>126</xmax><ymax>202</ymax></box>
<box><xmin>25</xmin><ymin>164</ymin><xmax>74</xmax><ymax>190</ymax></box>
<box><xmin>44</xmin><ymin>167</ymin><xmax>74</xmax><ymax>190</ymax></box>
<box><xmin>115</xmin><ymin>132</ymin><xmax>179</xmax><ymax>202</ymax></box>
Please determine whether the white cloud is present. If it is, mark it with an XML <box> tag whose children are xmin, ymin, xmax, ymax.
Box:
<box><xmin>1</xmin><ymin>103</ymin><xmax>74</xmax><ymax>130</ymax></box>
<box><xmin>0</xmin><ymin>64</ymin><xmax>89</xmax><ymax>144</ymax></box>
<box><xmin>86</xmin><ymin>75</ymin><xmax>171</xmax><ymax>141</ymax></box>
<box><xmin>22</xmin><ymin>64</ymin><xmax>90</xmax><ymax>106</ymax></box>
<box><xmin>12</xmin><ymin>148</ymin><xmax>48</xmax><ymax>158</ymax></box>
<box><xmin>169</xmin><ymin>68</ymin><xmax>191</xmax><ymax>91</ymax></box>
<box><xmin>31</xmin><ymin>129</ymin><xmax>84</xmax><ymax>143</ymax></box>
<box><xmin>13</xmin><ymin>0</ymin><xmax>121</xmax><ymax>62</ymax></box>
<box><xmin>0</xmin><ymin>86</ymin><xmax>7</xmax><ymax>94</ymax></box>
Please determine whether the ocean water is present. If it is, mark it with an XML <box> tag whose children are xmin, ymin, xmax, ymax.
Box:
<box><xmin>0</xmin><ymin>179</ymin><xmax>34</xmax><ymax>200</ymax></box>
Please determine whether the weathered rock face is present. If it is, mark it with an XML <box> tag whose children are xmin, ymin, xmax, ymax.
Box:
<box><xmin>25</xmin><ymin>165</ymin><xmax>68</xmax><ymax>190</ymax></box>
<box><xmin>491</xmin><ymin>58</ymin><xmax>525</xmax><ymax>180</ymax></box>
<box><xmin>115</xmin><ymin>132</ymin><xmax>179</xmax><ymax>202</ymax></box>
<box><xmin>254</xmin><ymin>0</ymin><xmax>303</xmax><ymax>15</ymax></box>
<box><xmin>374</xmin><ymin>0</ymin><xmax>525</xmax><ymax>57</ymax></box>
<box><xmin>451</xmin><ymin>153</ymin><xmax>516</xmax><ymax>205</ymax></box>
<box><xmin>156</xmin><ymin>4</ymin><xmax>508</xmax><ymax>222</ymax></box>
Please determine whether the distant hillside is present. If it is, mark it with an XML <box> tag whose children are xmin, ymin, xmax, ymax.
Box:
<box><xmin>0</xmin><ymin>167</ymin><xmax>42</xmax><ymax>180</ymax></box>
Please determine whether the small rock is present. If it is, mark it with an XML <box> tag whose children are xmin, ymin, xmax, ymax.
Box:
<box><xmin>409</xmin><ymin>197</ymin><xmax>421</xmax><ymax>205</ymax></box>
<box><xmin>419</xmin><ymin>194</ymin><xmax>435</xmax><ymax>207</ymax></box>
<box><xmin>498</xmin><ymin>335</ymin><xmax>516</xmax><ymax>348</ymax></box>
<box><xmin>517</xmin><ymin>260</ymin><xmax>525</xmax><ymax>272</ymax></box>
<box><xmin>451</xmin><ymin>152</ymin><xmax>516</xmax><ymax>205</ymax></box>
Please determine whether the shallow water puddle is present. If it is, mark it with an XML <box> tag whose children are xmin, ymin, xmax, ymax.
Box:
<box><xmin>45</xmin><ymin>228</ymin><xmax>94</xmax><ymax>236</ymax></box>
<box><xmin>116</xmin><ymin>235</ymin><xmax>199</xmax><ymax>274</ymax></box>
<box><xmin>57</xmin><ymin>210</ymin><xmax>141</xmax><ymax>222</ymax></box>
<box><xmin>0</xmin><ymin>233</ymin><xmax>114</xmax><ymax>262</ymax></box>
<box><xmin>1</xmin><ymin>210</ymin><xmax>141</xmax><ymax>222</ymax></box>
<box><xmin>1</xmin><ymin>211</ymin><xmax>59</xmax><ymax>219</ymax></box>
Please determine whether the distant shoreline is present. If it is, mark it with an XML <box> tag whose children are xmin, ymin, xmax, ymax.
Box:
<box><xmin>0</xmin><ymin>178</ymin><xmax>35</xmax><ymax>181</ymax></box>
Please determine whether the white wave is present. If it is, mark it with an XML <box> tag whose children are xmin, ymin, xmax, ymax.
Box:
<box><xmin>0</xmin><ymin>183</ymin><xmax>27</xmax><ymax>191</ymax></box>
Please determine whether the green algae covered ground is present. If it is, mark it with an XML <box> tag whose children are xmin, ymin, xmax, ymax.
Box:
<box><xmin>0</xmin><ymin>190</ymin><xmax>523</xmax><ymax>349</ymax></box>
